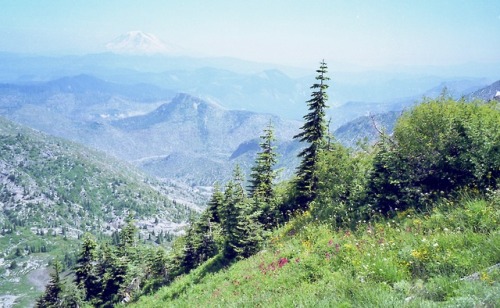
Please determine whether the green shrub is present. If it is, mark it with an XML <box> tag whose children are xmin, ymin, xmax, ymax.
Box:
<box><xmin>368</xmin><ymin>97</ymin><xmax>500</xmax><ymax>214</ymax></box>
<box><xmin>313</xmin><ymin>143</ymin><xmax>372</xmax><ymax>227</ymax></box>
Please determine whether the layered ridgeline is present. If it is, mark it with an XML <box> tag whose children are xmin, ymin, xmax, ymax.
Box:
<box><xmin>0</xmin><ymin>76</ymin><xmax>302</xmax><ymax>185</ymax></box>
<box><xmin>0</xmin><ymin>116</ymin><xmax>197</xmax><ymax>306</ymax></box>
<box><xmin>332</xmin><ymin>79</ymin><xmax>500</xmax><ymax>148</ymax></box>
<box><xmin>115</xmin><ymin>93</ymin><xmax>302</xmax><ymax>184</ymax></box>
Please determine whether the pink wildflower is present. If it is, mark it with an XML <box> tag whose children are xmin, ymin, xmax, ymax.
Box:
<box><xmin>278</xmin><ymin>257</ymin><xmax>289</xmax><ymax>268</ymax></box>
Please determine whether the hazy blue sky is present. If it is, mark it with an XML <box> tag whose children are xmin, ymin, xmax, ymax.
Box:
<box><xmin>1</xmin><ymin>0</ymin><xmax>499</xmax><ymax>68</ymax></box>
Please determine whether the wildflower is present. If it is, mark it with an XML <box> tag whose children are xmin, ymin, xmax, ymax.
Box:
<box><xmin>328</xmin><ymin>239</ymin><xmax>333</xmax><ymax>246</ymax></box>
<box><xmin>278</xmin><ymin>257</ymin><xmax>289</xmax><ymax>268</ymax></box>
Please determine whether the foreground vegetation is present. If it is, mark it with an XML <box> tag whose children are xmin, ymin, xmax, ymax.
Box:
<box><xmin>132</xmin><ymin>194</ymin><xmax>499</xmax><ymax>307</ymax></box>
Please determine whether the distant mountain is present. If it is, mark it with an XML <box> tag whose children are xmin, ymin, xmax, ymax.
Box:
<box><xmin>329</xmin><ymin>77</ymin><xmax>489</xmax><ymax>128</ymax></box>
<box><xmin>466</xmin><ymin>80</ymin><xmax>500</xmax><ymax>101</ymax></box>
<box><xmin>332</xmin><ymin>79</ymin><xmax>500</xmax><ymax>148</ymax></box>
<box><xmin>0</xmin><ymin>80</ymin><xmax>302</xmax><ymax>185</ymax></box>
<box><xmin>106</xmin><ymin>31</ymin><xmax>181</xmax><ymax>55</ymax></box>
<box><xmin>4</xmin><ymin>52</ymin><xmax>496</xmax><ymax>121</ymax></box>
<box><xmin>111</xmin><ymin>93</ymin><xmax>303</xmax><ymax>184</ymax></box>
<box><xmin>421</xmin><ymin>78</ymin><xmax>488</xmax><ymax>99</ymax></box>
<box><xmin>334</xmin><ymin>111</ymin><xmax>401</xmax><ymax>148</ymax></box>
<box><xmin>0</xmin><ymin>74</ymin><xmax>175</xmax><ymax>122</ymax></box>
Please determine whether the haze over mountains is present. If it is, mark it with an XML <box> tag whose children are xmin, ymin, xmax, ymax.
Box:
<box><xmin>0</xmin><ymin>33</ymin><xmax>499</xmax><ymax>187</ymax></box>
<box><xmin>0</xmin><ymin>74</ymin><xmax>302</xmax><ymax>185</ymax></box>
<box><xmin>1</xmin><ymin>43</ymin><xmax>498</xmax><ymax>121</ymax></box>
<box><xmin>1</xmin><ymin>68</ymin><xmax>499</xmax><ymax>187</ymax></box>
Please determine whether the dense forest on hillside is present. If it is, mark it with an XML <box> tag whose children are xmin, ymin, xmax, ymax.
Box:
<box><xmin>36</xmin><ymin>62</ymin><xmax>500</xmax><ymax>307</ymax></box>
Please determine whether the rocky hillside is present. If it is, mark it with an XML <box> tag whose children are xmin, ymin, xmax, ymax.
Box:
<box><xmin>0</xmin><ymin>116</ymin><xmax>196</xmax><ymax>234</ymax></box>
<box><xmin>467</xmin><ymin>80</ymin><xmax>500</xmax><ymax>101</ymax></box>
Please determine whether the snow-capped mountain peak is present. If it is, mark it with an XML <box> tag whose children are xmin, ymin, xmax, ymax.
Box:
<box><xmin>106</xmin><ymin>31</ymin><xmax>179</xmax><ymax>55</ymax></box>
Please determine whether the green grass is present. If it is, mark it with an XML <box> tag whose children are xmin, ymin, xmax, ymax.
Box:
<box><xmin>130</xmin><ymin>195</ymin><xmax>500</xmax><ymax>307</ymax></box>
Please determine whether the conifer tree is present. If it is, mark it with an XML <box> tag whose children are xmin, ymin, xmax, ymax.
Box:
<box><xmin>75</xmin><ymin>233</ymin><xmax>99</xmax><ymax>301</ymax></box>
<box><xmin>206</xmin><ymin>182</ymin><xmax>224</xmax><ymax>224</ymax></box>
<box><xmin>119</xmin><ymin>213</ymin><xmax>137</xmax><ymax>254</ymax></box>
<box><xmin>248</xmin><ymin>122</ymin><xmax>279</xmax><ymax>227</ymax></box>
<box><xmin>293</xmin><ymin>60</ymin><xmax>330</xmax><ymax>209</ymax></box>
<box><xmin>178</xmin><ymin>227</ymin><xmax>197</xmax><ymax>272</ymax></box>
<box><xmin>36</xmin><ymin>260</ymin><xmax>63</xmax><ymax>307</ymax></box>
<box><xmin>190</xmin><ymin>211</ymin><xmax>218</xmax><ymax>264</ymax></box>
<box><xmin>223</xmin><ymin>166</ymin><xmax>263</xmax><ymax>259</ymax></box>
<box><xmin>97</xmin><ymin>244</ymin><xmax>127</xmax><ymax>306</ymax></box>
<box><xmin>231</xmin><ymin>199</ymin><xmax>263</xmax><ymax>258</ymax></box>
<box><xmin>219</xmin><ymin>166</ymin><xmax>246</xmax><ymax>236</ymax></box>
<box><xmin>221</xmin><ymin>166</ymin><xmax>246</xmax><ymax>258</ymax></box>
<box><xmin>249</xmin><ymin>121</ymin><xmax>278</xmax><ymax>203</ymax></box>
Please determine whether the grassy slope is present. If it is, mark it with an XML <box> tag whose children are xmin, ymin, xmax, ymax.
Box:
<box><xmin>131</xmin><ymin>194</ymin><xmax>500</xmax><ymax>307</ymax></box>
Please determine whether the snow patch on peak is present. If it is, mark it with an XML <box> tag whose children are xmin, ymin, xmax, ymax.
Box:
<box><xmin>106</xmin><ymin>31</ymin><xmax>181</xmax><ymax>55</ymax></box>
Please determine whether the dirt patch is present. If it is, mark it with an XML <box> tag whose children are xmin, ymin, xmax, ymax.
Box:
<box><xmin>0</xmin><ymin>295</ymin><xmax>19</xmax><ymax>308</ymax></box>
<box><xmin>27</xmin><ymin>267</ymin><xmax>50</xmax><ymax>292</ymax></box>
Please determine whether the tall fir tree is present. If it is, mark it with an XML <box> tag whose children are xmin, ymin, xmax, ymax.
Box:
<box><xmin>293</xmin><ymin>60</ymin><xmax>330</xmax><ymax>209</ymax></box>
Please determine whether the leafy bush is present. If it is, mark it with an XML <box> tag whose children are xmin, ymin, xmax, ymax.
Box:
<box><xmin>313</xmin><ymin>143</ymin><xmax>372</xmax><ymax>227</ymax></box>
<box><xmin>368</xmin><ymin>97</ymin><xmax>500</xmax><ymax>214</ymax></box>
